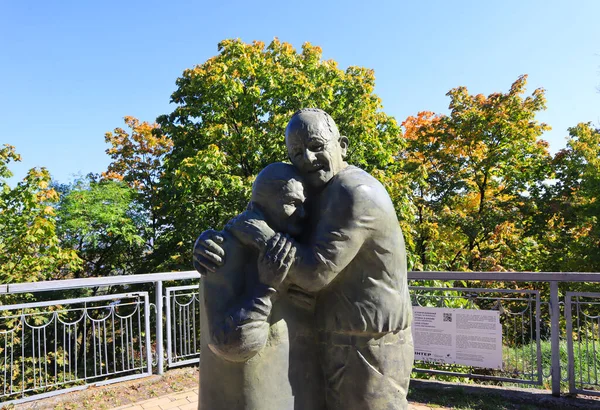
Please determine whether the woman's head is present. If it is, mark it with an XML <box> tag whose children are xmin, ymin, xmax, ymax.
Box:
<box><xmin>251</xmin><ymin>163</ymin><xmax>306</xmax><ymax>238</ymax></box>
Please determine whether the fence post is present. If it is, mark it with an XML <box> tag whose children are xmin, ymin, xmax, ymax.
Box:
<box><xmin>550</xmin><ymin>281</ymin><xmax>561</xmax><ymax>396</ymax></box>
<box><xmin>156</xmin><ymin>280</ymin><xmax>164</xmax><ymax>375</ymax></box>
<box><xmin>565</xmin><ymin>293</ymin><xmax>576</xmax><ymax>394</ymax></box>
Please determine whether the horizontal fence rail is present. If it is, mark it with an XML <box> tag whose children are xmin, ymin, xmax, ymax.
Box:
<box><xmin>1</xmin><ymin>270</ymin><xmax>600</xmax><ymax>404</ymax></box>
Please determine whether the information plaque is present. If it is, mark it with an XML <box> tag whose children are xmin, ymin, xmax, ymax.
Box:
<box><xmin>412</xmin><ymin>306</ymin><xmax>503</xmax><ymax>369</ymax></box>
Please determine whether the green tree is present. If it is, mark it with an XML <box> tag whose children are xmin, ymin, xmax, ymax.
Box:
<box><xmin>154</xmin><ymin>38</ymin><xmax>406</xmax><ymax>270</ymax></box>
<box><xmin>56</xmin><ymin>175</ymin><xmax>146</xmax><ymax>278</ymax></box>
<box><xmin>402</xmin><ymin>75</ymin><xmax>552</xmax><ymax>271</ymax></box>
<box><xmin>0</xmin><ymin>145</ymin><xmax>80</xmax><ymax>283</ymax></box>
<box><xmin>536</xmin><ymin>122</ymin><xmax>600</xmax><ymax>271</ymax></box>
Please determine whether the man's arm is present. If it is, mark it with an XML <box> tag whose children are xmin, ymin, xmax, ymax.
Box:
<box><xmin>225</xmin><ymin>208</ymin><xmax>276</xmax><ymax>252</ymax></box>
<box><xmin>208</xmin><ymin>283</ymin><xmax>276</xmax><ymax>362</ymax></box>
<box><xmin>206</xmin><ymin>234</ymin><xmax>296</xmax><ymax>362</ymax></box>
<box><xmin>230</xmin><ymin>184</ymin><xmax>377</xmax><ymax>293</ymax></box>
<box><xmin>225</xmin><ymin>183</ymin><xmax>378</xmax><ymax>292</ymax></box>
<box><xmin>193</xmin><ymin>210</ymin><xmax>277</xmax><ymax>274</ymax></box>
<box><xmin>287</xmin><ymin>184</ymin><xmax>376</xmax><ymax>292</ymax></box>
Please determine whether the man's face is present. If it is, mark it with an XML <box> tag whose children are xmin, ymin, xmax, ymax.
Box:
<box><xmin>263</xmin><ymin>179</ymin><xmax>306</xmax><ymax>238</ymax></box>
<box><xmin>285</xmin><ymin>116</ymin><xmax>347</xmax><ymax>189</ymax></box>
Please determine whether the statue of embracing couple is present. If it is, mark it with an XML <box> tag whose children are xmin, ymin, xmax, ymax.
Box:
<box><xmin>194</xmin><ymin>108</ymin><xmax>413</xmax><ymax>410</ymax></box>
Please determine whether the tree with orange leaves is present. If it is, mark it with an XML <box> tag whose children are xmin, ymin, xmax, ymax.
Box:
<box><xmin>103</xmin><ymin>116</ymin><xmax>173</xmax><ymax>256</ymax></box>
<box><xmin>402</xmin><ymin>75</ymin><xmax>552</xmax><ymax>271</ymax></box>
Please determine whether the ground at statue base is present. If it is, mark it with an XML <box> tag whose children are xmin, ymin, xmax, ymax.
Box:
<box><xmin>109</xmin><ymin>388</ymin><xmax>442</xmax><ymax>410</ymax></box>
<box><xmin>11</xmin><ymin>367</ymin><xmax>443</xmax><ymax>410</ymax></box>
<box><xmin>10</xmin><ymin>367</ymin><xmax>600</xmax><ymax>410</ymax></box>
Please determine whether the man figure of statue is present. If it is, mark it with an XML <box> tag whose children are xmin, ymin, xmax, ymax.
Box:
<box><xmin>198</xmin><ymin>162</ymin><xmax>324</xmax><ymax>410</ymax></box>
<box><xmin>195</xmin><ymin>108</ymin><xmax>413</xmax><ymax>410</ymax></box>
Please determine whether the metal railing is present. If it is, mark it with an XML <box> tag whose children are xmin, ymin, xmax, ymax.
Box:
<box><xmin>407</xmin><ymin>271</ymin><xmax>600</xmax><ymax>397</ymax></box>
<box><xmin>0</xmin><ymin>292</ymin><xmax>152</xmax><ymax>404</ymax></box>
<box><xmin>0</xmin><ymin>270</ymin><xmax>599</xmax><ymax>404</ymax></box>
<box><xmin>566</xmin><ymin>291</ymin><xmax>600</xmax><ymax>395</ymax></box>
<box><xmin>165</xmin><ymin>285</ymin><xmax>201</xmax><ymax>368</ymax></box>
<box><xmin>0</xmin><ymin>271</ymin><xmax>199</xmax><ymax>405</ymax></box>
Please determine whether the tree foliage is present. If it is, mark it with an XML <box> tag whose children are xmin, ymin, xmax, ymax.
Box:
<box><xmin>154</xmin><ymin>38</ymin><xmax>405</xmax><ymax>269</ymax></box>
<box><xmin>535</xmin><ymin>123</ymin><xmax>600</xmax><ymax>271</ymax></box>
<box><xmin>0</xmin><ymin>145</ymin><xmax>80</xmax><ymax>283</ymax></box>
<box><xmin>6</xmin><ymin>38</ymin><xmax>600</xmax><ymax>286</ymax></box>
<box><xmin>56</xmin><ymin>176</ymin><xmax>146</xmax><ymax>278</ymax></box>
<box><xmin>402</xmin><ymin>75</ymin><xmax>552</xmax><ymax>271</ymax></box>
<box><xmin>103</xmin><ymin>116</ymin><xmax>173</xmax><ymax>248</ymax></box>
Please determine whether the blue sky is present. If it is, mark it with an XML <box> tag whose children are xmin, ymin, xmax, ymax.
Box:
<box><xmin>1</xmin><ymin>0</ymin><xmax>599</xmax><ymax>184</ymax></box>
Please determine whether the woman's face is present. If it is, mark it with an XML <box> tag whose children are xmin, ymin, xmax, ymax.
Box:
<box><xmin>264</xmin><ymin>178</ymin><xmax>306</xmax><ymax>238</ymax></box>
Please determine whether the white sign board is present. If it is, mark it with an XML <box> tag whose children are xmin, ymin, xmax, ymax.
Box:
<box><xmin>412</xmin><ymin>306</ymin><xmax>503</xmax><ymax>369</ymax></box>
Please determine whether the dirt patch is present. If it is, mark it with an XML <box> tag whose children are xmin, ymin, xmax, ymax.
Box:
<box><xmin>4</xmin><ymin>367</ymin><xmax>199</xmax><ymax>410</ymax></box>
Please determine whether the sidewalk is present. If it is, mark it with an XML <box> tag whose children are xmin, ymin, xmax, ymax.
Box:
<box><xmin>111</xmin><ymin>388</ymin><xmax>198</xmax><ymax>410</ymax></box>
<box><xmin>110</xmin><ymin>388</ymin><xmax>441</xmax><ymax>410</ymax></box>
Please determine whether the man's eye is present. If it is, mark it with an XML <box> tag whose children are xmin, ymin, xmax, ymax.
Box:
<box><xmin>293</xmin><ymin>152</ymin><xmax>302</xmax><ymax>158</ymax></box>
<box><xmin>310</xmin><ymin>144</ymin><xmax>324</xmax><ymax>152</ymax></box>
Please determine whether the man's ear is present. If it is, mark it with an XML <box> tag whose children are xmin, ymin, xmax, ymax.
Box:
<box><xmin>339</xmin><ymin>136</ymin><xmax>349</xmax><ymax>158</ymax></box>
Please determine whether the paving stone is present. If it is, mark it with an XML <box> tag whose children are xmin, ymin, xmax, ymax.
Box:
<box><xmin>111</xmin><ymin>387</ymin><xmax>446</xmax><ymax>410</ymax></box>
<box><xmin>140</xmin><ymin>397</ymin><xmax>172</xmax><ymax>408</ymax></box>
<box><xmin>177</xmin><ymin>403</ymin><xmax>198</xmax><ymax>410</ymax></box>
<box><xmin>159</xmin><ymin>398</ymin><xmax>191</xmax><ymax>409</ymax></box>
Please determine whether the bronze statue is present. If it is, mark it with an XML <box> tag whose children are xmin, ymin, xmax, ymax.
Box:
<box><xmin>195</xmin><ymin>109</ymin><xmax>413</xmax><ymax>410</ymax></box>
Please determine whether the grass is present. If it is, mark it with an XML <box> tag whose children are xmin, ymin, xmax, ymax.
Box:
<box><xmin>504</xmin><ymin>339</ymin><xmax>600</xmax><ymax>391</ymax></box>
<box><xmin>408</xmin><ymin>379</ymin><xmax>600</xmax><ymax>409</ymax></box>
<box><xmin>413</xmin><ymin>339</ymin><xmax>600</xmax><ymax>393</ymax></box>
<box><xmin>409</xmin><ymin>384</ymin><xmax>512</xmax><ymax>409</ymax></box>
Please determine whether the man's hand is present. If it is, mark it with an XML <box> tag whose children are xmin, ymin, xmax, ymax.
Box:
<box><xmin>257</xmin><ymin>233</ymin><xmax>296</xmax><ymax>289</ymax></box>
<box><xmin>226</xmin><ymin>208</ymin><xmax>275</xmax><ymax>251</ymax></box>
<box><xmin>193</xmin><ymin>229</ymin><xmax>226</xmax><ymax>275</ymax></box>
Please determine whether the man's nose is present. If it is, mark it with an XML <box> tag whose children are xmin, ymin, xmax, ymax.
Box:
<box><xmin>303</xmin><ymin>149</ymin><xmax>316</xmax><ymax>163</ymax></box>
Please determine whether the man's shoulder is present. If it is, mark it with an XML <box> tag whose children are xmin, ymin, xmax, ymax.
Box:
<box><xmin>220</xmin><ymin>229</ymin><xmax>241</xmax><ymax>251</ymax></box>
<box><xmin>211</xmin><ymin>230</ymin><xmax>251</xmax><ymax>274</ymax></box>
<box><xmin>335</xmin><ymin>165</ymin><xmax>375</xmax><ymax>182</ymax></box>
<box><xmin>330</xmin><ymin>166</ymin><xmax>390</xmax><ymax>205</ymax></box>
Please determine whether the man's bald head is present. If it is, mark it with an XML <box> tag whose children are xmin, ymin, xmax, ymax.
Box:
<box><xmin>285</xmin><ymin>108</ymin><xmax>341</xmax><ymax>143</ymax></box>
<box><xmin>285</xmin><ymin>108</ymin><xmax>348</xmax><ymax>189</ymax></box>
